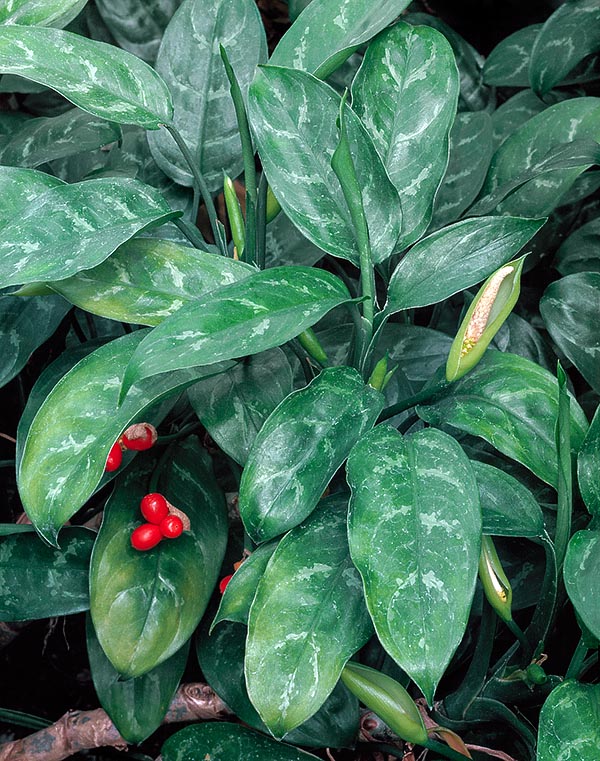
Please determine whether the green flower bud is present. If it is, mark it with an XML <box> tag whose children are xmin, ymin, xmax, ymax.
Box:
<box><xmin>266</xmin><ymin>185</ymin><xmax>282</xmax><ymax>223</ymax></box>
<box><xmin>479</xmin><ymin>535</ymin><xmax>513</xmax><ymax>623</ymax></box>
<box><xmin>297</xmin><ymin>327</ymin><xmax>328</xmax><ymax>364</ymax></box>
<box><xmin>223</xmin><ymin>174</ymin><xmax>245</xmax><ymax>259</ymax></box>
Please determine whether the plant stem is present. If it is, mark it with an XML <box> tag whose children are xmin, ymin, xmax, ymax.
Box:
<box><xmin>148</xmin><ymin>444</ymin><xmax>175</xmax><ymax>494</ymax></box>
<box><xmin>506</xmin><ymin>618</ymin><xmax>532</xmax><ymax>660</ymax></box>
<box><xmin>554</xmin><ymin>362</ymin><xmax>572</xmax><ymax>570</ymax></box>
<box><xmin>565</xmin><ymin>635</ymin><xmax>589</xmax><ymax>679</ymax></box>
<box><xmin>378</xmin><ymin>378</ymin><xmax>451</xmax><ymax>422</ymax></box>
<box><xmin>423</xmin><ymin>737</ymin><xmax>471</xmax><ymax>760</ymax></box>
<box><xmin>0</xmin><ymin>460</ymin><xmax>15</xmax><ymax>468</ymax></box>
<box><xmin>157</xmin><ymin>422</ymin><xmax>202</xmax><ymax>444</ymax></box>
<box><xmin>524</xmin><ymin>534</ymin><xmax>558</xmax><ymax>649</ymax></box>
<box><xmin>255</xmin><ymin>172</ymin><xmax>268</xmax><ymax>269</ymax></box>
<box><xmin>174</xmin><ymin>217</ymin><xmax>207</xmax><ymax>249</ymax></box>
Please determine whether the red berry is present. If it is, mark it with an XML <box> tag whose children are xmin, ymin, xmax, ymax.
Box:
<box><xmin>140</xmin><ymin>493</ymin><xmax>169</xmax><ymax>524</ymax></box>
<box><xmin>105</xmin><ymin>442</ymin><xmax>122</xmax><ymax>472</ymax></box>
<box><xmin>131</xmin><ymin>523</ymin><xmax>162</xmax><ymax>551</ymax></box>
<box><xmin>219</xmin><ymin>574</ymin><xmax>233</xmax><ymax>594</ymax></box>
<box><xmin>122</xmin><ymin>424</ymin><xmax>157</xmax><ymax>451</ymax></box>
<box><xmin>160</xmin><ymin>514</ymin><xmax>184</xmax><ymax>539</ymax></box>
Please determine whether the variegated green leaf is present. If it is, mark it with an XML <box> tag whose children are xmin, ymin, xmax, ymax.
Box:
<box><xmin>578</xmin><ymin>404</ymin><xmax>600</xmax><ymax>517</ymax></box>
<box><xmin>0</xmin><ymin>0</ymin><xmax>87</xmax><ymax>27</ymax></box>
<box><xmin>265</xmin><ymin>210</ymin><xmax>324</xmax><ymax>268</ymax></box>
<box><xmin>0</xmin><ymin>25</ymin><xmax>173</xmax><ymax>128</ymax></box>
<box><xmin>245</xmin><ymin>497</ymin><xmax>373</xmax><ymax>737</ymax></box>
<box><xmin>0</xmin><ymin>165</ymin><xmax>64</xmax><ymax>225</ymax></box>
<box><xmin>239</xmin><ymin>366</ymin><xmax>383</xmax><ymax>543</ymax></box>
<box><xmin>352</xmin><ymin>21</ymin><xmax>459</xmax><ymax>251</ymax></box>
<box><xmin>491</xmin><ymin>90</ymin><xmax>551</xmax><ymax>150</ymax></box>
<box><xmin>537</xmin><ymin>681</ymin><xmax>600</xmax><ymax>761</ymax></box>
<box><xmin>0</xmin><ymin>177</ymin><xmax>179</xmax><ymax>288</ymax></box>
<box><xmin>483</xmin><ymin>25</ymin><xmax>541</xmax><ymax>87</ymax></box>
<box><xmin>147</xmin><ymin>0</ymin><xmax>266</xmax><ymax>191</ymax></box>
<box><xmin>554</xmin><ymin>217</ymin><xmax>600</xmax><ymax>275</ymax></box>
<box><xmin>564</xmin><ymin>530</ymin><xmax>600</xmax><ymax>641</ymax></box>
<box><xmin>346</xmin><ymin>426</ymin><xmax>481</xmax><ymax>705</ymax></box>
<box><xmin>248</xmin><ymin>66</ymin><xmax>401</xmax><ymax>265</ymax></box>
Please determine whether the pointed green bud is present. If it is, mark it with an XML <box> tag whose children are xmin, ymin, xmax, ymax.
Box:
<box><xmin>479</xmin><ymin>535</ymin><xmax>513</xmax><ymax>623</ymax></box>
<box><xmin>223</xmin><ymin>173</ymin><xmax>245</xmax><ymax>259</ymax></box>
<box><xmin>368</xmin><ymin>355</ymin><xmax>395</xmax><ymax>392</ymax></box>
<box><xmin>266</xmin><ymin>185</ymin><xmax>281</xmax><ymax>223</ymax></box>
<box><xmin>297</xmin><ymin>327</ymin><xmax>328</xmax><ymax>365</ymax></box>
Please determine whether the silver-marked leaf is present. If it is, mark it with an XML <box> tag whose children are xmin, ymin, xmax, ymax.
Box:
<box><xmin>0</xmin><ymin>25</ymin><xmax>173</xmax><ymax>128</ymax></box>
<box><xmin>418</xmin><ymin>351</ymin><xmax>589</xmax><ymax>489</ymax></box>
<box><xmin>95</xmin><ymin>0</ymin><xmax>181</xmax><ymax>63</ymax></box>
<box><xmin>0</xmin><ymin>527</ymin><xmax>94</xmax><ymax>620</ymax></box>
<box><xmin>248</xmin><ymin>66</ymin><xmax>401</xmax><ymax>265</ymax></box>
<box><xmin>385</xmin><ymin>216</ymin><xmax>544</xmax><ymax>314</ymax></box>
<box><xmin>0</xmin><ymin>165</ymin><xmax>64</xmax><ymax>226</ymax></box>
<box><xmin>49</xmin><ymin>238</ymin><xmax>255</xmax><ymax>326</ymax></box>
<box><xmin>491</xmin><ymin>89</ymin><xmax>552</xmax><ymax>150</ymax></box>
<box><xmin>245</xmin><ymin>497</ymin><xmax>373</xmax><ymax>737</ymax></box>
<box><xmin>554</xmin><ymin>217</ymin><xmax>600</xmax><ymax>275</ymax></box>
<box><xmin>0</xmin><ymin>107</ymin><xmax>120</xmax><ymax>168</ymax></box>
<box><xmin>147</xmin><ymin>0</ymin><xmax>266</xmax><ymax>191</ymax></box>
<box><xmin>530</xmin><ymin>0</ymin><xmax>600</xmax><ymax>96</ymax></box>
<box><xmin>352</xmin><ymin>22</ymin><xmax>459</xmax><ymax>251</ymax></box>
<box><xmin>483</xmin><ymin>25</ymin><xmax>541</xmax><ymax>87</ymax></box>
<box><xmin>564</xmin><ymin>530</ymin><xmax>600</xmax><ymax>641</ymax></box>
<box><xmin>87</xmin><ymin>616</ymin><xmax>189</xmax><ymax>743</ymax></box>
<box><xmin>537</xmin><ymin>680</ymin><xmax>600</xmax><ymax>761</ymax></box>
<box><xmin>472</xmin><ymin>461</ymin><xmax>544</xmax><ymax>538</ymax></box>
<box><xmin>0</xmin><ymin>293</ymin><xmax>70</xmax><ymax>390</ymax></box>
<box><xmin>431</xmin><ymin>111</ymin><xmax>493</xmax><ymax>229</ymax></box>
<box><xmin>120</xmin><ymin>266</ymin><xmax>351</xmax><ymax>397</ymax></box>
<box><xmin>347</xmin><ymin>426</ymin><xmax>481</xmax><ymax>705</ymax></box>
<box><xmin>18</xmin><ymin>330</ymin><xmax>231</xmax><ymax>545</ymax></box>
<box><xmin>0</xmin><ymin>0</ymin><xmax>87</xmax><ymax>27</ymax></box>
<box><xmin>265</xmin><ymin>210</ymin><xmax>324</xmax><ymax>268</ymax></box>
<box><xmin>90</xmin><ymin>440</ymin><xmax>227</xmax><ymax>677</ymax></box>
<box><xmin>189</xmin><ymin>348</ymin><xmax>293</xmax><ymax>466</ymax></box>
<box><xmin>540</xmin><ymin>272</ymin><xmax>600</xmax><ymax>393</ymax></box>
<box><xmin>0</xmin><ymin>177</ymin><xmax>179</xmax><ymax>288</ymax></box>
<box><xmin>578</xmin><ymin>404</ymin><xmax>600</xmax><ymax>516</ymax></box>
<box><xmin>269</xmin><ymin>0</ymin><xmax>412</xmax><ymax>79</ymax></box>
<box><xmin>239</xmin><ymin>366</ymin><xmax>383</xmax><ymax>543</ymax></box>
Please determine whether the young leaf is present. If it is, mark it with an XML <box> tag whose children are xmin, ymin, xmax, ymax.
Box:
<box><xmin>0</xmin><ymin>0</ymin><xmax>87</xmax><ymax>27</ymax></box>
<box><xmin>245</xmin><ymin>497</ymin><xmax>373</xmax><ymax>737</ymax></box>
<box><xmin>564</xmin><ymin>530</ymin><xmax>600</xmax><ymax>641</ymax></box>
<box><xmin>0</xmin><ymin>26</ymin><xmax>173</xmax><ymax>128</ymax></box>
<box><xmin>577</xmin><ymin>403</ymin><xmax>600</xmax><ymax>516</ymax></box>
<box><xmin>90</xmin><ymin>440</ymin><xmax>227</xmax><ymax>678</ymax></box>
<box><xmin>352</xmin><ymin>21</ymin><xmax>459</xmax><ymax>251</ymax></box>
<box><xmin>239</xmin><ymin>367</ymin><xmax>383</xmax><ymax>543</ymax></box>
<box><xmin>537</xmin><ymin>680</ymin><xmax>600</xmax><ymax>761</ymax></box>
<box><xmin>347</xmin><ymin>426</ymin><xmax>481</xmax><ymax>705</ymax></box>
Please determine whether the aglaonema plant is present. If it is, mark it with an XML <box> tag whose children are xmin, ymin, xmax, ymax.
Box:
<box><xmin>0</xmin><ymin>0</ymin><xmax>599</xmax><ymax>759</ymax></box>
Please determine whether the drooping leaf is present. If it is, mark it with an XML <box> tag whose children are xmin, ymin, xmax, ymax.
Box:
<box><xmin>537</xmin><ymin>680</ymin><xmax>600</xmax><ymax>761</ymax></box>
<box><xmin>418</xmin><ymin>351</ymin><xmax>588</xmax><ymax>489</ymax></box>
<box><xmin>352</xmin><ymin>21</ymin><xmax>459</xmax><ymax>250</ymax></box>
<box><xmin>0</xmin><ymin>26</ymin><xmax>173</xmax><ymax>128</ymax></box>
<box><xmin>48</xmin><ymin>238</ymin><xmax>255</xmax><ymax>326</ymax></box>
<box><xmin>239</xmin><ymin>367</ymin><xmax>383</xmax><ymax>543</ymax></box>
<box><xmin>87</xmin><ymin>615</ymin><xmax>189</xmax><ymax>743</ymax></box>
<box><xmin>248</xmin><ymin>66</ymin><xmax>401</xmax><ymax>265</ymax></box>
<box><xmin>0</xmin><ymin>177</ymin><xmax>179</xmax><ymax>288</ymax></box>
<box><xmin>554</xmin><ymin>217</ymin><xmax>600</xmax><ymax>275</ymax></box>
<box><xmin>18</xmin><ymin>330</ymin><xmax>231</xmax><ymax>545</ymax></box>
<box><xmin>147</xmin><ymin>0</ymin><xmax>266</xmax><ymax>191</ymax></box>
<box><xmin>90</xmin><ymin>439</ymin><xmax>227</xmax><ymax>677</ymax></box>
<box><xmin>119</xmin><ymin>266</ymin><xmax>351</xmax><ymax>397</ymax></box>
<box><xmin>483</xmin><ymin>25</ymin><xmax>542</xmax><ymax>87</ymax></box>
<box><xmin>564</xmin><ymin>530</ymin><xmax>600</xmax><ymax>641</ymax></box>
<box><xmin>346</xmin><ymin>426</ymin><xmax>481</xmax><ymax>705</ymax></box>
<box><xmin>578</xmin><ymin>404</ymin><xmax>600</xmax><ymax>517</ymax></box>
<box><xmin>385</xmin><ymin>216</ymin><xmax>544</xmax><ymax>314</ymax></box>
<box><xmin>0</xmin><ymin>527</ymin><xmax>94</xmax><ymax>620</ymax></box>
<box><xmin>245</xmin><ymin>497</ymin><xmax>373</xmax><ymax>737</ymax></box>
<box><xmin>269</xmin><ymin>0</ymin><xmax>412</xmax><ymax>79</ymax></box>
<box><xmin>0</xmin><ymin>0</ymin><xmax>87</xmax><ymax>27</ymax></box>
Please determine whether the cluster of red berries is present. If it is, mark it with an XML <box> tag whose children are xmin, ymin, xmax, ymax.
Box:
<box><xmin>105</xmin><ymin>423</ymin><xmax>158</xmax><ymax>472</ymax></box>
<box><xmin>131</xmin><ymin>493</ymin><xmax>187</xmax><ymax>551</ymax></box>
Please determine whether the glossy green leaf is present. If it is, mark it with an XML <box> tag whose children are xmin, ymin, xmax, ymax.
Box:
<box><xmin>540</xmin><ymin>272</ymin><xmax>600</xmax><ymax>393</ymax></box>
<box><xmin>483</xmin><ymin>25</ymin><xmax>541</xmax><ymax>87</ymax></box>
<box><xmin>0</xmin><ymin>108</ymin><xmax>120</xmax><ymax>168</ymax></box>
<box><xmin>554</xmin><ymin>217</ymin><xmax>600</xmax><ymax>275</ymax></box>
<box><xmin>578</xmin><ymin>404</ymin><xmax>600</xmax><ymax>516</ymax></box>
<box><xmin>0</xmin><ymin>165</ymin><xmax>64</xmax><ymax>226</ymax></box>
<box><xmin>90</xmin><ymin>439</ymin><xmax>227</xmax><ymax>677</ymax></box>
<box><xmin>265</xmin><ymin>210</ymin><xmax>324</xmax><ymax>268</ymax></box>
<box><xmin>481</xmin><ymin>97</ymin><xmax>600</xmax><ymax>217</ymax></box>
<box><xmin>189</xmin><ymin>348</ymin><xmax>293</xmax><ymax>466</ymax></box>
<box><xmin>352</xmin><ymin>22</ymin><xmax>459</xmax><ymax>250</ymax></box>
<box><xmin>0</xmin><ymin>177</ymin><xmax>179</xmax><ymax>288</ymax></box>
<box><xmin>0</xmin><ymin>294</ymin><xmax>70</xmax><ymax>390</ymax></box>
<box><xmin>147</xmin><ymin>0</ymin><xmax>266</xmax><ymax>191</ymax></box>
<box><xmin>530</xmin><ymin>0</ymin><xmax>600</xmax><ymax>96</ymax></box>
<box><xmin>0</xmin><ymin>26</ymin><xmax>173</xmax><ymax>128</ymax></box>
<box><xmin>120</xmin><ymin>266</ymin><xmax>351</xmax><ymax>397</ymax></box>
<box><xmin>248</xmin><ymin>66</ymin><xmax>401</xmax><ymax>265</ymax></box>
<box><xmin>431</xmin><ymin>111</ymin><xmax>493</xmax><ymax>229</ymax></box>
<box><xmin>19</xmin><ymin>330</ymin><xmax>231</xmax><ymax>545</ymax></box>
<box><xmin>49</xmin><ymin>238</ymin><xmax>255</xmax><ymax>326</ymax></box>
<box><xmin>0</xmin><ymin>0</ymin><xmax>87</xmax><ymax>27</ymax></box>
<box><xmin>347</xmin><ymin>426</ymin><xmax>481</xmax><ymax>705</ymax></box>
<box><xmin>418</xmin><ymin>351</ymin><xmax>588</xmax><ymax>489</ymax></box>
<box><xmin>162</xmin><ymin>722</ymin><xmax>320</xmax><ymax>761</ymax></box>
<box><xmin>472</xmin><ymin>461</ymin><xmax>545</xmax><ymax>538</ymax></box>
<box><xmin>245</xmin><ymin>497</ymin><xmax>373</xmax><ymax>736</ymax></box>
<box><xmin>385</xmin><ymin>216</ymin><xmax>543</xmax><ymax>314</ymax></box>
<box><xmin>0</xmin><ymin>527</ymin><xmax>94</xmax><ymax>620</ymax></box>
<box><xmin>269</xmin><ymin>0</ymin><xmax>412</xmax><ymax>79</ymax></box>
<box><xmin>491</xmin><ymin>90</ymin><xmax>551</xmax><ymax>150</ymax></box>
<box><xmin>537</xmin><ymin>680</ymin><xmax>600</xmax><ymax>761</ymax></box>
<box><xmin>491</xmin><ymin>311</ymin><xmax>556</xmax><ymax>372</ymax></box>
<box><xmin>564</xmin><ymin>530</ymin><xmax>600</xmax><ymax>640</ymax></box>
<box><xmin>87</xmin><ymin>616</ymin><xmax>189</xmax><ymax>743</ymax></box>
<box><xmin>239</xmin><ymin>366</ymin><xmax>383</xmax><ymax>543</ymax></box>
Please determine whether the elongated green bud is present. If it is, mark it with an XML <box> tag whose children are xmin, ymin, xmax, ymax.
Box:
<box><xmin>368</xmin><ymin>355</ymin><xmax>396</xmax><ymax>392</ymax></box>
<box><xmin>446</xmin><ymin>255</ymin><xmax>527</xmax><ymax>382</ymax></box>
<box><xmin>266</xmin><ymin>185</ymin><xmax>281</xmax><ymax>223</ymax></box>
<box><xmin>479</xmin><ymin>535</ymin><xmax>513</xmax><ymax>623</ymax></box>
<box><xmin>223</xmin><ymin>174</ymin><xmax>245</xmax><ymax>259</ymax></box>
<box><xmin>297</xmin><ymin>327</ymin><xmax>328</xmax><ymax>364</ymax></box>
<box><xmin>341</xmin><ymin>661</ymin><xmax>428</xmax><ymax>746</ymax></box>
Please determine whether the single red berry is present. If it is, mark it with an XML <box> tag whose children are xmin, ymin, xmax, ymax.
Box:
<box><xmin>140</xmin><ymin>493</ymin><xmax>169</xmax><ymax>524</ymax></box>
<box><xmin>131</xmin><ymin>523</ymin><xmax>162</xmax><ymax>551</ymax></box>
<box><xmin>219</xmin><ymin>574</ymin><xmax>233</xmax><ymax>594</ymax></box>
<box><xmin>105</xmin><ymin>442</ymin><xmax>123</xmax><ymax>472</ymax></box>
<box><xmin>160</xmin><ymin>514</ymin><xmax>184</xmax><ymax>539</ymax></box>
<box><xmin>122</xmin><ymin>423</ymin><xmax>157</xmax><ymax>451</ymax></box>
